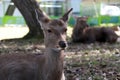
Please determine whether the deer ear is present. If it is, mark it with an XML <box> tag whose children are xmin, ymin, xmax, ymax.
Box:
<box><xmin>61</xmin><ymin>8</ymin><xmax>73</xmax><ymax>22</ymax></box>
<box><xmin>35</xmin><ymin>9</ymin><xmax>50</xmax><ymax>29</ymax></box>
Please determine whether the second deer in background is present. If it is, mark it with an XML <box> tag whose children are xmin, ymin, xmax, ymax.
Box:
<box><xmin>71</xmin><ymin>16</ymin><xmax>119</xmax><ymax>43</ymax></box>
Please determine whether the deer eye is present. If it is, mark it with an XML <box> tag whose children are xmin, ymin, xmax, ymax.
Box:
<box><xmin>47</xmin><ymin>29</ymin><xmax>52</xmax><ymax>33</ymax></box>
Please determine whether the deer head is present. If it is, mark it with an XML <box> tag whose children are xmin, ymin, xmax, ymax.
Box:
<box><xmin>74</xmin><ymin>16</ymin><xmax>89</xmax><ymax>29</ymax></box>
<box><xmin>35</xmin><ymin>8</ymin><xmax>73</xmax><ymax>51</ymax></box>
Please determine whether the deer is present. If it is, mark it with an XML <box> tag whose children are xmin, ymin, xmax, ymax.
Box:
<box><xmin>71</xmin><ymin>16</ymin><xmax>120</xmax><ymax>43</ymax></box>
<box><xmin>0</xmin><ymin>7</ymin><xmax>73</xmax><ymax>80</ymax></box>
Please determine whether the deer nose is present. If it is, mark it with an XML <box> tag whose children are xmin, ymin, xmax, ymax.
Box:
<box><xmin>59</xmin><ymin>41</ymin><xmax>67</xmax><ymax>49</ymax></box>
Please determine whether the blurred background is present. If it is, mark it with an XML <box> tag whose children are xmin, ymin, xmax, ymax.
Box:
<box><xmin>0</xmin><ymin>0</ymin><xmax>120</xmax><ymax>26</ymax></box>
<box><xmin>0</xmin><ymin>0</ymin><xmax>120</xmax><ymax>40</ymax></box>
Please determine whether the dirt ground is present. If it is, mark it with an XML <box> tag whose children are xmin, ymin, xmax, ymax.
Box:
<box><xmin>0</xmin><ymin>39</ymin><xmax>120</xmax><ymax>80</ymax></box>
<box><xmin>0</xmin><ymin>26</ymin><xmax>120</xmax><ymax>80</ymax></box>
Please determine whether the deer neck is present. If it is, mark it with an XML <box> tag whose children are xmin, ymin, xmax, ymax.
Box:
<box><xmin>45</xmin><ymin>47</ymin><xmax>64</xmax><ymax>63</ymax></box>
<box><xmin>43</xmin><ymin>46</ymin><xmax>64</xmax><ymax>80</ymax></box>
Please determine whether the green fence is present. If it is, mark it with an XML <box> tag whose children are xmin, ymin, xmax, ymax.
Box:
<box><xmin>0</xmin><ymin>16</ymin><xmax>120</xmax><ymax>26</ymax></box>
<box><xmin>69</xmin><ymin>16</ymin><xmax>120</xmax><ymax>27</ymax></box>
<box><xmin>0</xmin><ymin>16</ymin><xmax>25</xmax><ymax>26</ymax></box>
<box><xmin>88</xmin><ymin>16</ymin><xmax>120</xmax><ymax>26</ymax></box>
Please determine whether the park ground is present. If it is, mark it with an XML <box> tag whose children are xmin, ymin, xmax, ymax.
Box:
<box><xmin>0</xmin><ymin>26</ymin><xmax>120</xmax><ymax>80</ymax></box>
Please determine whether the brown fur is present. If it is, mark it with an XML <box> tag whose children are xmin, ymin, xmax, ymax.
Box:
<box><xmin>0</xmin><ymin>53</ymin><xmax>45</xmax><ymax>80</ymax></box>
<box><xmin>50</xmin><ymin>20</ymin><xmax>64</xmax><ymax>26</ymax></box>
<box><xmin>72</xmin><ymin>16</ymin><xmax>118</xmax><ymax>43</ymax></box>
<box><xmin>0</xmin><ymin>8</ymin><xmax>72</xmax><ymax>80</ymax></box>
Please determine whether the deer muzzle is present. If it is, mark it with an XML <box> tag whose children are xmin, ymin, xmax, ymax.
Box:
<box><xmin>58</xmin><ymin>41</ymin><xmax>68</xmax><ymax>50</ymax></box>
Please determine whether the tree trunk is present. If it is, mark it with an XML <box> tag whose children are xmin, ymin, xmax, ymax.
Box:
<box><xmin>12</xmin><ymin>0</ymin><xmax>44</xmax><ymax>39</ymax></box>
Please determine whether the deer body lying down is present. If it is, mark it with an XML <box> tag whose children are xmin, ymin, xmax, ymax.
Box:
<box><xmin>72</xmin><ymin>16</ymin><xmax>119</xmax><ymax>43</ymax></box>
<box><xmin>0</xmin><ymin>8</ymin><xmax>72</xmax><ymax>80</ymax></box>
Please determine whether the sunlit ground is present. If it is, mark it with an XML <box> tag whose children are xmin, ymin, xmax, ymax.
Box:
<box><xmin>0</xmin><ymin>26</ymin><xmax>29</xmax><ymax>40</ymax></box>
<box><xmin>0</xmin><ymin>25</ymin><xmax>120</xmax><ymax>41</ymax></box>
<box><xmin>0</xmin><ymin>26</ymin><xmax>73</xmax><ymax>40</ymax></box>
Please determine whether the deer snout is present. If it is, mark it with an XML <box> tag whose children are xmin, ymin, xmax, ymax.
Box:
<box><xmin>58</xmin><ymin>41</ymin><xmax>68</xmax><ymax>50</ymax></box>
